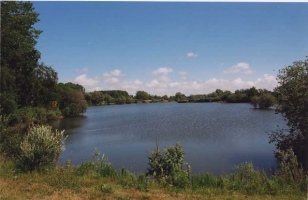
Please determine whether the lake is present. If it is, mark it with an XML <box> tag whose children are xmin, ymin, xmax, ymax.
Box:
<box><xmin>49</xmin><ymin>102</ymin><xmax>286</xmax><ymax>175</ymax></box>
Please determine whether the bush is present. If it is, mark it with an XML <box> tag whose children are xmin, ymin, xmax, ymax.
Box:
<box><xmin>33</xmin><ymin>107</ymin><xmax>47</xmax><ymax>123</ymax></box>
<box><xmin>46</xmin><ymin>110</ymin><xmax>58</xmax><ymax>120</ymax></box>
<box><xmin>8</xmin><ymin>111</ymin><xmax>21</xmax><ymax>126</ymax></box>
<box><xmin>147</xmin><ymin>143</ymin><xmax>191</xmax><ymax>188</ymax></box>
<box><xmin>17</xmin><ymin>125</ymin><xmax>66</xmax><ymax>172</ymax></box>
<box><xmin>58</xmin><ymin>87</ymin><xmax>87</xmax><ymax>117</ymax></box>
<box><xmin>250</xmin><ymin>96</ymin><xmax>259</xmax><ymax>109</ymax></box>
<box><xmin>74</xmin><ymin>149</ymin><xmax>116</xmax><ymax>178</ymax></box>
<box><xmin>276</xmin><ymin>148</ymin><xmax>305</xmax><ymax>183</ymax></box>
<box><xmin>19</xmin><ymin>107</ymin><xmax>36</xmax><ymax>124</ymax></box>
<box><xmin>259</xmin><ymin>93</ymin><xmax>276</xmax><ymax>109</ymax></box>
<box><xmin>0</xmin><ymin>93</ymin><xmax>17</xmax><ymax>115</ymax></box>
<box><xmin>0</xmin><ymin>126</ymin><xmax>23</xmax><ymax>158</ymax></box>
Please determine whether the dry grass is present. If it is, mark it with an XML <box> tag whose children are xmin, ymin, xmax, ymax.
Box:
<box><xmin>0</xmin><ymin>176</ymin><xmax>305</xmax><ymax>200</ymax></box>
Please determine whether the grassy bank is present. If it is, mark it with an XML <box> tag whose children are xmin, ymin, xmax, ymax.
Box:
<box><xmin>0</xmin><ymin>156</ymin><xmax>306</xmax><ymax>200</ymax></box>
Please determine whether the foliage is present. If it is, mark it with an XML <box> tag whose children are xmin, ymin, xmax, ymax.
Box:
<box><xmin>3</xmin><ymin>107</ymin><xmax>59</xmax><ymax>127</ymax></box>
<box><xmin>270</xmin><ymin>57</ymin><xmax>308</xmax><ymax>170</ymax></box>
<box><xmin>175</xmin><ymin>92</ymin><xmax>186</xmax><ymax>101</ymax></box>
<box><xmin>250</xmin><ymin>96</ymin><xmax>259</xmax><ymax>109</ymax></box>
<box><xmin>147</xmin><ymin>143</ymin><xmax>191</xmax><ymax>188</ymax></box>
<box><xmin>276</xmin><ymin>149</ymin><xmax>305</xmax><ymax>183</ymax></box>
<box><xmin>1</xmin><ymin>1</ymin><xmax>42</xmax><ymax>106</ymax></box>
<box><xmin>60</xmin><ymin>82</ymin><xmax>85</xmax><ymax>93</ymax></box>
<box><xmin>32</xmin><ymin>63</ymin><xmax>58</xmax><ymax>107</ymax></box>
<box><xmin>17</xmin><ymin>125</ymin><xmax>66</xmax><ymax>172</ymax></box>
<box><xmin>0</xmin><ymin>126</ymin><xmax>24</xmax><ymax>159</ymax></box>
<box><xmin>0</xmin><ymin>93</ymin><xmax>17</xmax><ymax>115</ymax></box>
<box><xmin>135</xmin><ymin>91</ymin><xmax>150</xmax><ymax>100</ymax></box>
<box><xmin>74</xmin><ymin>149</ymin><xmax>116</xmax><ymax>178</ymax></box>
<box><xmin>58</xmin><ymin>85</ymin><xmax>87</xmax><ymax>117</ymax></box>
<box><xmin>258</xmin><ymin>93</ymin><xmax>276</xmax><ymax>109</ymax></box>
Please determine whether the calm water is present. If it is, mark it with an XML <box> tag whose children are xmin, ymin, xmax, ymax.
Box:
<box><xmin>49</xmin><ymin>103</ymin><xmax>286</xmax><ymax>175</ymax></box>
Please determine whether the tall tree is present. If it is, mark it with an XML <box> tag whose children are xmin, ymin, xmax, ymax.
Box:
<box><xmin>270</xmin><ymin>57</ymin><xmax>308</xmax><ymax>170</ymax></box>
<box><xmin>1</xmin><ymin>1</ymin><xmax>42</xmax><ymax>106</ymax></box>
<box><xmin>135</xmin><ymin>91</ymin><xmax>150</xmax><ymax>100</ymax></box>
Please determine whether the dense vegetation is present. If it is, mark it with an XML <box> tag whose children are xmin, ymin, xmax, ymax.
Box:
<box><xmin>0</xmin><ymin>2</ymin><xmax>88</xmax><ymax>124</ymax></box>
<box><xmin>270</xmin><ymin>57</ymin><xmax>308</xmax><ymax>171</ymax></box>
<box><xmin>84</xmin><ymin>87</ymin><xmax>276</xmax><ymax>108</ymax></box>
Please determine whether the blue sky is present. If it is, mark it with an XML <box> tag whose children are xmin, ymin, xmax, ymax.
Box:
<box><xmin>33</xmin><ymin>2</ymin><xmax>308</xmax><ymax>95</ymax></box>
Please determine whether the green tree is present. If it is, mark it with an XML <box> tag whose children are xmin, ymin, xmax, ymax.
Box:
<box><xmin>58</xmin><ymin>85</ymin><xmax>87</xmax><ymax>116</ymax></box>
<box><xmin>90</xmin><ymin>91</ymin><xmax>104</xmax><ymax>105</ymax></box>
<box><xmin>135</xmin><ymin>91</ymin><xmax>150</xmax><ymax>100</ymax></box>
<box><xmin>32</xmin><ymin>63</ymin><xmax>58</xmax><ymax>107</ymax></box>
<box><xmin>246</xmin><ymin>87</ymin><xmax>259</xmax><ymax>99</ymax></box>
<box><xmin>58</xmin><ymin>82</ymin><xmax>85</xmax><ymax>94</ymax></box>
<box><xmin>258</xmin><ymin>93</ymin><xmax>275</xmax><ymax>109</ymax></box>
<box><xmin>175</xmin><ymin>92</ymin><xmax>186</xmax><ymax>101</ymax></box>
<box><xmin>162</xmin><ymin>95</ymin><xmax>169</xmax><ymax>100</ymax></box>
<box><xmin>270</xmin><ymin>57</ymin><xmax>308</xmax><ymax>170</ymax></box>
<box><xmin>215</xmin><ymin>89</ymin><xmax>224</xmax><ymax>96</ymax></box>
<box><xmin>250</xmin><ymin>96</ymin><xmax>259</xmax><ymax>109</ymax></box>
<box><xmin>1</xmin><ymin>1</ymin><xmax>42</xmax><ymax>106</ymax></box>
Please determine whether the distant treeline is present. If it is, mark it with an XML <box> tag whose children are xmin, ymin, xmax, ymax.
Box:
<box><xmin>84</xmin><ymin>87</ymin><xmax>276</xmax><ymax>107</ymax></box>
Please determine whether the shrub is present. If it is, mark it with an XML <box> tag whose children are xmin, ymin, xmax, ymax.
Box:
<box><xmin>276</xmin><ymin>148</ymin><xmax>305</xmax><ymax>183</ymax></box>
<box><xmin>0</xmin><ymin>126</ymin><xmax>23</xmax><ymax>158</ymax></box>
<box><xmin>19</xmin><ymin>107</ymin><xmax>36</xmax><ymax>124</ymax></box>
<box><xmin>0</xmin><ymin>93</ymin><xmax>17</xmax><ymax>115</ymax></box>
<box><xmin>74</xmin><ymin>160</ymin><xmax>95</xmax><ymax>176</ymax></box>
<box><xmin>58</xmin><ymin>87</ymin><xmax>87</xmax><ymax>117</ymax></box>
<box><xmin>250</xmin><ymin>96</ymin><xmax>259</xmax><ymax>109</ymax></box>
<box><xmin>8</xmin><ymin>111</ymin><xmax>21</xmax><ymax>127</ymax></box>
<box><xmin>74</xmin><ymin>149</ymin><xmax>116</xmax><ymax>178</ymax></box>
<box><xmin>258</xmin><ymin>93</ymin><xmax>275</xmax><ymax>109</ymax></box>
<box><xmin>17</xmin><ymin>125</ymin><xmax>66</xmax><ymax>172</ymax></box>
<box><xmin>137</xmin><ymin>173</ymin><xmax>150</xmax><ymax>191</ymax></box>
<box><xmin>46</xmin><ymin>110</ymin><xmax>57</xmax><ymax>120</ymax></box>
<box><xmin>33</xmin><ymin>107</ymin><xmax>47</xmax><ymax>123</ymax></box>
<box><xmin>147</xmin><ymin>143</ymin><xmax>191</xmax><ymax>188</ymax></box>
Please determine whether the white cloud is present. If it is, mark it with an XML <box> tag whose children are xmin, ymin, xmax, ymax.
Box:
<box><xmin>223</xmin><ymin>68</ymin><xmax>240</xmax><ymax>74</ymax></box>
<box><xmin>187</xmin><ymin>52</ymin><xmax>198</xmax><ymax>57</ymax></box>
<box><xmin>140</xmin><ymin>74</ymin><xmax>277</xmax><ymax>96</ymax></box>
<box><xmin>152</xmin><ymin>67</ymin><xmax>173</xmax><ymax>75</ymax></box>
<box><xmin>158</xmin><ymin>76</ymin><xmax>171</xmax><ymax>83</ymax></box>
<box><xmin>104</xmin><ymin>77</ymin><xmax>119</xmax><ymax>84</ymax></box>
<box><xmin>71</xmin><ymin>74</ymin><xmax>98</xmax><ymax>87</ymax></box>
<box><xmin>70</xmin><ymin>69</ymin><xmax>276</xmax><ymax>96</ymax></box>
<box><xmin>134</xmin><ymin>79</ymin><xmax>143</xmax><ymax>85</ymax></box>
<box><xmin>178</xmin><ymin>71</ymin><xmax>187</xmax><ymax>75</ymax></box>
<box><xmin>223</xmin><ymin>62</ymin><xmax>254</xmax><ymax>75</ymax></box>
<box><xmin>242</xmin><ymin>69</ymin><xmax>254</xmax><ymax>75</ymax></box>
<box><xmin>232</xmin><ymin>62</ymin><xmax>250</xmax><ymax>69</ymax></box>
<box><xmin>103</xmin><ymin>69</ymin><xmax>124</xmax><ymax>77</ymax></box>
<box><xmin>70</xmin><ymin>74</ymin><xmax>101</xmax><ymax>92</ymax></box>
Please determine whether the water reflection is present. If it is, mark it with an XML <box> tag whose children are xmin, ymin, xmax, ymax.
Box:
<box><xmin>48</xmin><ymin>115</ymin><xmax>87</xmax><ymax>135</ymax></box>
<box><xmin>50</xmin><ymin>103</ymin><xmax>287</xmax><ymax>175</ymax></box>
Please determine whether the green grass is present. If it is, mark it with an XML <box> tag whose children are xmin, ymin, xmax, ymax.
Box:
<box><xmin>0</xmin><ymin>156</ymin><xmax>306</xmax><ymax>200</ymax></box>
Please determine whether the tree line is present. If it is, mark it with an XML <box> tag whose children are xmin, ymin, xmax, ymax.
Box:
<box><xmin>85</xmin><ymin>87</ymin><xmax>276</xmax><ymax>109</ymax></box>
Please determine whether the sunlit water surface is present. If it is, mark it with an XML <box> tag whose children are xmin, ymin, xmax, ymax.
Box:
<box><xmin>49</xmin><ymin>103</ymin><xmax>286</xmax><ymax>175</ymax></box>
